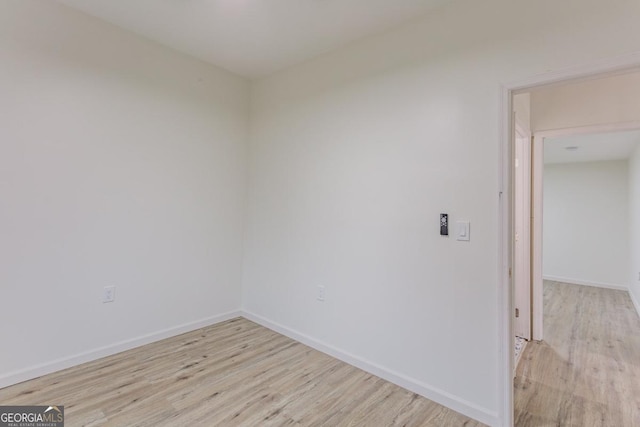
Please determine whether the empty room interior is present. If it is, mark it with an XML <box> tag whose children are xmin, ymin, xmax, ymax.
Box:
<box><xmin>1</xmin><ymin>1</ymin><xmax>640</xmax><ymax>426</ymax></box>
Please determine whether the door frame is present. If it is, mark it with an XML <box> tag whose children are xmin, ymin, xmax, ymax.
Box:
<box><xmin>498</xmin><ymin>52</ymin><xmax>640</xmax><ymax>427</ymax></box>
<box><xmin>514</xmin><ymin>121</ymin><xmax>532</xmax><ymax>341</ymax></box>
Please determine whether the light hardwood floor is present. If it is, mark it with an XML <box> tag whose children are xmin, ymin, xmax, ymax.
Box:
<box><xmin>514</xmin><ymin>281</ymin><xmax>640</xmax><ymax>426</ymax></box>
<box><xmin>0</xmin><ymin>318</ymin><xmax>483</xmax><ymax>426</ymax></box>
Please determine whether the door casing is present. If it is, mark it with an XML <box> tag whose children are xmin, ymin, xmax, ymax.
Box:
<box><xmin>514</xmin><ymin>122</ymin><xmax>532</xmax><ymax>341</ymax></box>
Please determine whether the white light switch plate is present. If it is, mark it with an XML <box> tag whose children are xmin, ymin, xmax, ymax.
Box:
<box><xmin>456</xmin><ymin>221</ymin><xmax>470</xmax><ymax>241</ymax></box>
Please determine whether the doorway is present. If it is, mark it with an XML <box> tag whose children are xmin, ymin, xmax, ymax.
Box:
<box><xmin>520</xmin><ymin>126</ymin><xmax>640</xmax><ymax>423</ymax></box>
<box><xmin>500</xmin><ymin>56</ymin><xmax>640</xmax><ymax>427</ymax></box>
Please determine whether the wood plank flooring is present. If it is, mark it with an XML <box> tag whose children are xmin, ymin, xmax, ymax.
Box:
<box><xmin>0</xmin><ymin>318</ymin><xmax>482</xmax><ymax>426</ymax></box>
<box><xmin>514</xmin><ymin>281</ymin><xmax>640</xmax><ymax>426</ymax></box>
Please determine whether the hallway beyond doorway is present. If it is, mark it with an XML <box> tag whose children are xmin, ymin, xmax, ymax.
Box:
<box><xmin>514</xmin><ymin>281</ymin><xmax>640</xmax><ymax>426</ymax></box>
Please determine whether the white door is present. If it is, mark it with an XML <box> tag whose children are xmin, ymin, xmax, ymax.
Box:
<box><xmin>514</xmin><ymin>124</ymin><xmax>532</xmax><ymax>340</ymax></box>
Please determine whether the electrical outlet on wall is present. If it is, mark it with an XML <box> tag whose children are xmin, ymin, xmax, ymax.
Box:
<box><xmin>316</xmin><ymin>285</ymin><xmax>325</xmax><ymax>302</ymax></box>
<box><xmin>103</xmin><ymin>286</ymin><xmax>116</xmax><ymax>303</ymax></box>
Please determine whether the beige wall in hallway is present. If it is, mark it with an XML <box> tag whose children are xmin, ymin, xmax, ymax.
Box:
<box><xmin>531</xmin><ymin>71</ymin><xmax>640</xmax><ymax>132</ymax></box>
<box><xmin>543</xmin><ymin>160</ymin><xmax>629</xmax><ymax>288</ymax></box>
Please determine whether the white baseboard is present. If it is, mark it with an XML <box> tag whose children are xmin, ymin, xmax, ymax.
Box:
<box><xmin>241</xmin><ymin>310</ymin><xmax>499</xmax><ymax>427</ymax></box>
<box><xmin>543</xmin><ymin>275</ymin><xmax>628</xmax><ymax>291</ymax></box>
<box><xmin>0</xmin><ymin>310</ymin><xmax>241</xmax><ymax>389</ymax></box>
<box><xmin>630</xmin><ymin>289</ymin><xmax>640</xmax><ymax>319</ymax></box>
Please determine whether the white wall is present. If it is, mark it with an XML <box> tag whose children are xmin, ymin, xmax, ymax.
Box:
<box><xmin>543</xmin><ymin>161</ymin><xmax>629</xmax><ymax>288</ymax></box>
<box><xmin>531</xmin><ymin>71</ymin><xmax>640</xmax><ymax>132</ymax></box>
<box><xmin>629</xmin><ymin>146</ymin><xmax>640</xmax><ymax>312</ymax></box>
<box><xmin>0</xmin><ymin>1</ymin><xmax>249</xmax><ymax>384</ymax></box>
<box><xmin>243</xmin><ymin>0</ymin><xmax>640</xmax><ymax>424</ymax></box>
